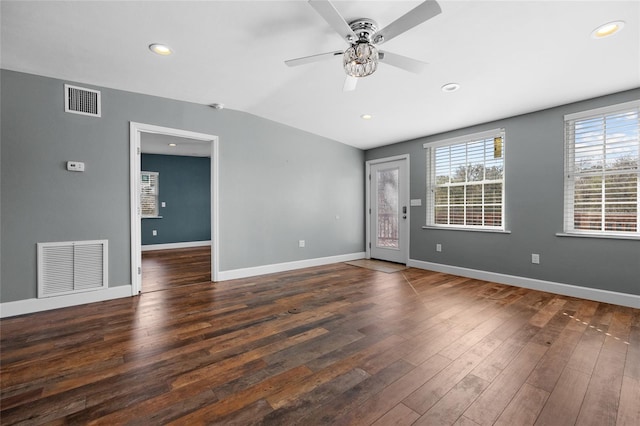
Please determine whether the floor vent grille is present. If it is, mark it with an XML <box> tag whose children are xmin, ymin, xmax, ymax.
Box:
<box><xmin>37</xmin><ymin>240</ymin><xmax>108</xmax><ymax>298</ymax></box>
<box><xmin>64</xmin><ymin>84</ymin><xmax>101</xmax><ymax>117</ymax></box>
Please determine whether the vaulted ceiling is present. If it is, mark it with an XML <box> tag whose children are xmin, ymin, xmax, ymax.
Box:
<box><xmin>2</xmin><ymin>1</ymin><xmax>638</xmax><ymax>149</ymax></box>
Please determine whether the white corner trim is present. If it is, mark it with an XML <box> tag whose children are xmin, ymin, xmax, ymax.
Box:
<box><xmin>0</xmin><ymin>285</ymin><xmax>133</xmax><ymax>318</ymax></box>
<box><xmin>407</xmin><ymin>259</ymin><xmax>640</xmax><ymax>309</ymax></box>
<box><xmin>218</xmin><ymin>252</ymin><xmax>366</xmax><ymax>281</ymax></box>
<box><xmin>141</xmin><ymin>241</ymin><xmax>212</xmax><ymax>252</ymax></box>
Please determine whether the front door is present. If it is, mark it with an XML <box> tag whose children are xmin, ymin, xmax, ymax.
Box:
<box><xmin>370</xmin><ymin>158</ymin><xmax>408</xmax><ymax>264</ymax></box>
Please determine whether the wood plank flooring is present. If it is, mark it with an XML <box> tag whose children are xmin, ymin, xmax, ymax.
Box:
<box><xmin>141</xmin><ymin>246</ymin><xmax>211</xmax><ymax>293</ymax></box>
<box><xmin>1</xmin><ymin>257</ymin><xmax>638</xmax><ymax>425</ymax></box>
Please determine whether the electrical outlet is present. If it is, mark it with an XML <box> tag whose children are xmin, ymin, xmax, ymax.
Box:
<box><xmin>161</xmin><ymin>201</ymin><xmax>166</xmax><ymax>208</ymax></box>
<box><xmin>66</xmin><ymin>161</ymin><xmax>85</xmax><ymax>172</ymax></box>
<box><xmin>299</xmin><ymin>240</ymin><xmax>305</xmax><ymax>248</ymax></box>
<box><xmin>531</xmin><ymin>253</ymin><xmax>540</xmax><ymax>264</ymax></box>
<box><xmin>436</xmin><ymin>244</ymin><xmax>442</xmax><ymax>252</ymax></box>
<box><xmin>152</xmin><ymin>230</ymin><xmax>157</xmax><ymax>236</ymax></box>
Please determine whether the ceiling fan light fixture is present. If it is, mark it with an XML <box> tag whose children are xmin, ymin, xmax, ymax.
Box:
<box><xmin>344</xmin><ymin>42</ymin><xmax>379</xmax><ymax>77</ymax></box>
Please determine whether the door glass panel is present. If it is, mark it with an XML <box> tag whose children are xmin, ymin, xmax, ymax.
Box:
<box><xmin>377</xmin><ymin>167</ymin><xmax>399</xmax><ymax>249</ymax></box>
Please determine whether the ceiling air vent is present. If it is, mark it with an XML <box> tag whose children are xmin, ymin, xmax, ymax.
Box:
<box><xmin>64</xmin><ymin>84</ymin><xmax>101</xmax><ymax>117</ymax></box>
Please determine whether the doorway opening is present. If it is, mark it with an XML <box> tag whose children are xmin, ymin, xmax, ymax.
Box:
<box><xmin>142</xmin><ymin>246</ymin><xmax>211</xmax><ymax>293</ymax></box>
<box><xmin>129</xmin><ymin>122</ymin><xmax>219</xmax><ymax>295</ymax></box>
<box><xmin>365</xmin><ymin>155</ymin><xmax>410</xmax><ymax>265</ymax></box>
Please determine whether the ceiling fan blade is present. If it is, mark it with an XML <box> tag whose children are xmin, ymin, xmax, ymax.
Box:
<box><xmin>379</xmin><ymin>51</ymin><xmax>428</xmax><ymax>74</ymax></box>
<box><xmin>285</xmin><ymin>50</ymin><xmax>343</xmax><ymax>67</ymax></box>
<box><xmin>374</xmin><ymin>0</ymin><xmax>442</xmax><ymax>45</ymax></box>
<box><xmin>308</xmin><ymin>0</ymin><xmax>356</xmax><ymax>42</ymax></box>
<box><xmin>343</xmin><ymin>76</ymin><xmax>358</xmax><ymax>92</ymax></box>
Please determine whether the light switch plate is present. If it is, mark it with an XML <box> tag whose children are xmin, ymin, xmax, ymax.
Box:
<box><xmin>410</xmin><ymin>199</ymin><xmax>422</xmax><ymax>206</ymax></box>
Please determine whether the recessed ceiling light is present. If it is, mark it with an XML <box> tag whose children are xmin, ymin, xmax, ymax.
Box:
<box><xmin>591</xmin><ymin>21</ymin><xmax>625</xmax><ymax>39</ymax></box>
<box><xmin>168</xmin><ymin>143</ymin><xmax>177</xmax><ymax>147</ymax></box>
<box><xmin>441</xmin><ymin>83</ymin><xmax>460</xmax><ymax>93</ymax></box>
<box><xmin>149</xmin><ymin>43</ymin><xmax>173</xmax><ymax>56</ymax></box>
<box><xmin>361</xmin><ymin>114</ymin><xmax>373</xmax><ymax>120</ymax></box>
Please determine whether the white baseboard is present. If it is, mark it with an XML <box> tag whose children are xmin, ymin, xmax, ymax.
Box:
<box><xmin>0</xmin><ymin>285</ymin><xmax>133</xmax><ymax>318</ymax></box>
<box><xmin>141</xmin><ymin>240</ymin><xmax>211</xmax><ymax>252</ymax></box>
<box><xmin>407</xmin><ymin>259</ymin><xmax>640</xmax><ymax>309</ymax></box>
<box><xmin>7</xmin><ymin>255</ymin><xmax>632</xmax><ymax>317</ymax></box>
<box><xmin>1</xmin><ymin>252</ymin><xmax>364</xmax><ymax>317</ymax></box>
<box><xmin>218</xmin><ymin>252</ymin><xmax>366</xmax><ymax>281</ymax></box>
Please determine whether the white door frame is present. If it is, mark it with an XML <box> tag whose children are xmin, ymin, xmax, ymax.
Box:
<box><xmin>129</xmin><ymin>122</ymin><xmax>220</xmax><ymax>295</ymax></box>
<box><xmin>365</xmin><ymin>154</ymin><xmax>410</xmax><ymax>262</ymax></box>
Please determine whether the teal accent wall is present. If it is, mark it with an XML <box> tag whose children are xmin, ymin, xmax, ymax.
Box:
<box><xmin>141</xmin><ymin>154</ymin><xmax>211</xmax><ymax>245</ymax></box>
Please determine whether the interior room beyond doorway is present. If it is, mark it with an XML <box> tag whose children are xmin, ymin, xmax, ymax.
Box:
<box><xmin>142</xmin><ymin>246</ymin><xmax>211</xmax><ymax>293</ymax></box>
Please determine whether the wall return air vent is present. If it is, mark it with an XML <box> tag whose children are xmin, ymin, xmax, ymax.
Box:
<box><xmin>64</xmin><ymin>84</ymin><xmax>101</xmax><ymax>117</ymax></box>
<box><xmin>37</xmin><ymin>240</ymin><xmax>108</xmax><ymax>298</ymax></box>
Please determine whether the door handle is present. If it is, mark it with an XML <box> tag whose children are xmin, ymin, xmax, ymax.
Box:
<box><xmin>402</xmin><ymin>206</ymin><xmax>407</xmax><ymax>214</ymax></box>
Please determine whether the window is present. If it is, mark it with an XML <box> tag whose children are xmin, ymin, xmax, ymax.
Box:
<box><xmin>425</xmin><ymin>129</ymin><xmax>505</xmax><ymax>230</ymax></box>
<box><xmin>141</xmin><ymin>171</ymin><xmax>160</xmax><ymax>218</ymax></box>
<box><xmin>564</xmin><ymin>100</ymin><xmax>639</xmax><ymax>237</ymax></box>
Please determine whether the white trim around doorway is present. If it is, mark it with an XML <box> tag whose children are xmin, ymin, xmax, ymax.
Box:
<box><xmin>129</xmin><ymin>122</ymin><xmax>220</xmax><ymax>295</ymax></box>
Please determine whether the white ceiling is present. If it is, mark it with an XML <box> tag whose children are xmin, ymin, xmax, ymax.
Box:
<box><xmin>2</xmin><ymin>1</ymin><xmax>639</xmax><ymax>150</ymax></box>
<box><xmin>141</xmin><ymin>133</ymin><xmax>212</xmax><ymax>157</ymax></box>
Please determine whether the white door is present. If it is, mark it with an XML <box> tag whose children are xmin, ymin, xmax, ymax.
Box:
<box><xmin>370</xmin><ymin>158</ymin><xmax>408</xmax><ymax>264</ymax></box>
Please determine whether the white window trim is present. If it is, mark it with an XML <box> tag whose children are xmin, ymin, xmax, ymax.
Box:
<box><xmin>423</xmin><ymin>128</ymin><xmax>505</xmax><ymax>150</ymax></box>
<box><xmin>422</xmin><ymin>225</ymin><xmax>511</xmax><ymax>234</ymax></box>
<box><xmin>424</xmin><ymin>128</ymin><xmax>506</xmax><ymax>231</ymax></box>
<box><xmin>141</xmin><ymin>170</ymin><xmax>161</xmax><ymax>219</ymax></box>
<box><xmin>563</xmin><ymin>100</ymin><xmax>640</xmax><ymax>238</ymax></box>
<box><xmin>564</xmin><ymin>99</ymin><xmax>640</xmax><ymax>121</ymax></box>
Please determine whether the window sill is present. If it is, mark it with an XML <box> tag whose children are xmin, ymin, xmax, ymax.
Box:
<box><xmin>422</xmin><ymin>226</ymin><xmax>511</xmax><ymax>234</ymax></box>
<box><xmin>556</xmin><ymin>232</ymin><xmax>639</xmax><ymax>241</ymax></box>
<box><xmin>142</xmin><ymin>216</ymin><xmax>163</xmax><ymax>219</ymax></box>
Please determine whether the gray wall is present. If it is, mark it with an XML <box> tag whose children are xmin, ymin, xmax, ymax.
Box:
<box><xmin>1</xmin><ymin>70</ymin><xmax>365</xmax><ymax>303</ymax></box>
<box><xmin>366</xmin><ymin>88</ymin><xmax>640</xmax><ymax>296</ymax></box>
<box><xmin>141</xmin><ymin>154</ymin><xmax>211</xmax><ymax>245</ymax></box>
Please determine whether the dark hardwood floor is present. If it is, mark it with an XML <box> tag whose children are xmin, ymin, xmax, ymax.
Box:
<box><xmin>141</xmin><ymin>246</ymin><xmax>211</xmax><ymax>293</ymax></box>
<box><xmin>1</xmin><ymin>255</ymin><xmax>638</xmax><ymax>425</ymax></box>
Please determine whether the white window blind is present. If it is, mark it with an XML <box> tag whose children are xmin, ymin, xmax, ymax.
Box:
<box><xmin>425</xmin><ymin>129</ymin><xmax>505</xmax><ymax>230</ymax></box>
<box><xmin>141</xmin><ymin>171</ymin><xmax>159</xmax><ymax>218</ymax></box>
<box><xmin>564</xmin><ymin>100</ymin><xmax>639</xmax><ymax>236</ymax></box>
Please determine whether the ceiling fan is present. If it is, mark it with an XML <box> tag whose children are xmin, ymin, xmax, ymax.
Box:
<box><xmin>285</xmin><ymin>0</ymin><xmax>442</xmax><ymax>91</ymax></box>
